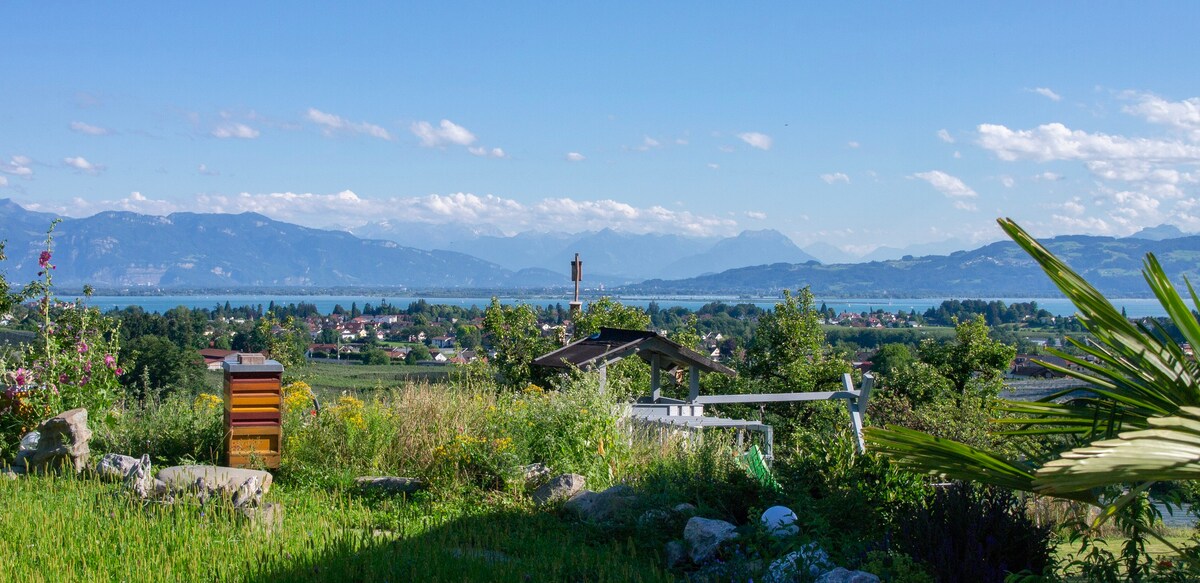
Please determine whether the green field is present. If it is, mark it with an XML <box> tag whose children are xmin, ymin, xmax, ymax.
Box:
<box><xmin>205</xmin><ymin>361</ymin><xmax>454</xmax><ymax>396</ymax></box>
<box><xmin>1</xmin><ymin>475</ymin><xmax>669</xmax><ymax>583</ymax></box>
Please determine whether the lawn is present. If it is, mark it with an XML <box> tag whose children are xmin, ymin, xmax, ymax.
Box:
<box><xmin>203</xmin><ymin>361</ymin><xmax>453</xmax><ymax>396</ymax></box>
<box><xmin>2</xmin><ymin>474</ymin><xmax>671</xmax><ymax>583</ymax></box>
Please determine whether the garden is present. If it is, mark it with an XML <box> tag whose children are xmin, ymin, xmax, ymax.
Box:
<box><xmin>3</xmin><ymin>220</ymin><xmax>1200</xmax><ymax>582</ymax></box>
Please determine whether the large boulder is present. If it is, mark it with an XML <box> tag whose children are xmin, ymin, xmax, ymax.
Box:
<box><xmin>156</xmin><ymin>465</ymin><xmax>274</xmax><ymax>496</ymax></box>
<box><xmin>355</xmin><ymin>476</ymin><xmax>427</xmax><ymax>496</ymax></box>
<box><xmin>96</xmin><ymin>453</ymin><xmax>140</xmax><ymax>482</ymax></box>
<box><xmin>24</xmin><ymin>409</ymin><xmax>92</xmax><ymax>474</ymax></box>
<box><xmin>532</xmin><ymin>473</ymin><xmax>585</xmax><ymax>506</ymax></box>
<box><xmin>563</xmin><ymin>485</ymin><xmax>637</xmax><ymax>524</ymax></box>
<box><xmin>817</xmin><ymin>568</ymin><xmax>880</xmax><ymax>583</ymax></box>
<box><xmin>766</xmin><ymin>542</ymin><xmax>834</xmax><ymax>582</ymax></box>
<box><xmin>683</xmin><ymin>516</ymin><xmax>739</xmax><ymax>564</ymax></box>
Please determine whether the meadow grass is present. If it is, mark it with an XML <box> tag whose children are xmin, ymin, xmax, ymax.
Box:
<box><xmin>1</xmin><ymin>474</ymin><xmax>672</xmax><ymax>582</ymax></box>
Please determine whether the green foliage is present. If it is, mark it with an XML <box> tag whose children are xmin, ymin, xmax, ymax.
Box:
<box><xmin>743</xmin><ymin>287</ymin><xmax>851</xmax><ymax>394</ymax></box>
<box><xmin>572</xmin><ymin>296</ymin><xmax>651</xmax><ymax>340</ymax></box>
<box><xmin>858</xmin><ymin>550</ymin><xmax>936</xmax><ymax>583</ymax></box>
<box><xmin>120</xmin><ymin>334</ymin><xmax>204</xmax><ymax>401</ymax></box>
<box><xmin>872</xmin><ymin>343</ymin><xmax>915</xmax><ymax>380</ymax></box>
<box><xmin>362</xmin><ymin>347</ymin><xmax>390</xmax><ymax>366</ymax></box>
<box><xmin>482</xmin><ymin>298</ymin><xmax>555</xmax><ymax>390</ymax></box>
<box><xmin>1</xmin><ymin>222</ymin><xmax>123</xmax><ymax>459</ymax></box>
<box><xmin>92</xmin><ymin>391</ymin><xmax>224</xmax><ymax>465</ymax></box>
<box><xmin>917</xmin><ymin>315</ymin><xmax>1016</xmax><ymax>399</ymax></box>
<box><xmin>248</xmin><ymin>313</ymin><xmax>308</xmax><ymax>373</ymax></box>
<box><xmin>893</xmin><ymin>483</ymin><xmax>1055</xmax><ymax>583</ymax></box>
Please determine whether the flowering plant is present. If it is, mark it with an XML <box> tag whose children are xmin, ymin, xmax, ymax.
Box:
<box><xmin>0</xmin><ymin>221</ymin><xmax>122</xmax><ymax>459</ymax></box>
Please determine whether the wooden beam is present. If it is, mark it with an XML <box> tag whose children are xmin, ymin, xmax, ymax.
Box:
<box><xmin>650</xmin><ymin>352</ymin><xmax>661</xmax><ymax>402</ymax></box>
<box><xmin>693</xmin><ymin>391</ymin><xmax>859</xmax><ymax>404</ymax></box>
<box><xmin>688</xmin><ymin>366</ymin><xmax>700</xmax><ymax>402</ymax></box>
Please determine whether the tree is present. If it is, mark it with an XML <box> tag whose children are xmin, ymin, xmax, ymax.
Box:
<box><xmin>121</xmin><ymin>334</ymin><xmax>203</xmax><ymax>400</ymax></box>
<box><xmin>482</xmin><ymin>298</ymin><xmax>554</xmax><ymax>389</ymax></box>
<box><xmin>405</xmin><ymin>343</ymin><xmax>431</xmax><ymax>364</ymax></box>
<box><xmin>363</xmin><ymin>347</ymin><xmax>390</xmax><ymax>365</ymax></box>
<box><xmin>871</xmin><ymin>343</ymin><xmax>914</xmax><ymax>379</ymax></box>
<box><xmin>743</xmin><ymin>287</ymin><xmax>850</xmax><ymax>394</ymax></box>
<box><xmin>572</xmin><ymin>297</ymin><xmax>650</xmax><ymax>340</ymax></box>
<box><xmin>918</xmin><ymin>316</ymin><xmax>1015</xmax><ymax>399</ymax></box>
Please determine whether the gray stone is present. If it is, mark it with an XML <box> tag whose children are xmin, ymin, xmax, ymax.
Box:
<box><xmin>563</xmin><ymin>489</ymin><xmax>636</xmax><ymax>524</ymax></box>
<box><xmin>157</xmin><ymin>465</ymin><xmax>274</xmax><ymax>496</ymax></box>
<box><xmin>354</xmin><ymin>476</ymin><xmax>427</xmax><ymax>496</ymax></box>
<box><xmin>532</xmin><ymin>473</ymin><xmax>585</xmax><ymax>506</ymax></box>
<box><xmin>683</xmin><ymin>516</ymin><xmax>739</xmax><ymax>564</ymax></box>
<box><xmin>25</xmin><ymin>409</ymin><xmax>92</xmax><ymax>474</ymax></box>
<box><xmin>602</xmin><ymin>484</ymin><xmax>634</xmax><ymax>497</ymax></box>
<box><xmin>637</xmin><ymin>508</ymin><xmax>673</xmax><ymax>529</ymax></box>
<box><xmin>816</xmin><ymin>568</ymin><xmax>880</xmax><ymax>583</ymax></box>
<box><xmin>663</xmin><ymin>540</ymin><xmax>688</xmax><ymax>570</ymax></box>
<box><xmin>1</xmin><ymin>466</ymin><xmax>18</xmax><ymax>480</ymax></box>
<box><xmin>96</xmin><ymin>453</ymin><xmax>139</xmax><ymax>482</ymax></box>
<box><xmin>232</xmin><ymin>475</ymin><xmax>264</xmax><ymax>508</ymax></box>
<box><xmin>124</xmin><ymin>454</ymin><xmax>155</xmax><ymax>500</ymax></box>
<box><xmin>673</xmin><ymin>502</ymin><xmax>697</xmax><ymax>515</ymax></box>
<box><xmin>238</xmin><ymin>502</ymin><xmax>283</xmax><ymax>533</ymax></box>
<box><xmin>766</xmin><ymin>542</ymin><xmax>834</xmax><ymax>583</ymax></box>
<box><xmin>518</xmin><ymin>463</ymin><xmax>552</xmax><ymax>488</ymax></box>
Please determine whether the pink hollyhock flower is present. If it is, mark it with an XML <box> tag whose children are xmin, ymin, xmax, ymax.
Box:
<box><xmin>104</xmin><ymin>354</ymin><xmax>116</xmax><ymax>368</ymax></box>
<box><xmin>115</xmin><ymin>368</ymin><xmax>124</xmax><ymax>376</ymax></box>
<box><xmin>59</xmin><ymin>374</ymin><xmax>69</xmax><ymax>383</ymax></box>
<box><xmin>13</xmin><ymin>368</ymin><xmax>29</xmax><ymax>387</ymax></box>
<box><xmin>38</xmin><ymin>250</ymin><xmax>51</xmax><ymax>268</ymax></box>
<box><xmin>78</xmin><ymin>341</ymin><xmax>89</xmax><ymax>354</ymax></box>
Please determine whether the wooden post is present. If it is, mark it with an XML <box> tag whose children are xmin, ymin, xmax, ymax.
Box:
<box><xmin>843</xmin><ymin>373</ymin><xmax>873</xmax><ymax>454</ymax></box>
<box><xmin>688</xmin><ymin>366</ymin><xmax>700</xmax><ymax>402</ymax></box>
<box><xmin>650</xmin><ymin>353</ymin><xmax>661</xmax><ymax>402</ymax></box>
<box><xmin>223</xmin><ymin>353</ymin><xmax>283</xmax><ymax>469</ymax></box>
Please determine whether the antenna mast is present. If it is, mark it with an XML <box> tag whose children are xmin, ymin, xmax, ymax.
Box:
<box><xmin>569</xmin><ymin>252</ymin><xmax>582</xmax><ymax>315</ymax></box>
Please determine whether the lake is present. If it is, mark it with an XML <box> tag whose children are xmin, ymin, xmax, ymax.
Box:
<box><xmin>74</xmin><ymin>294</ymin><xmax>1171</xmax><ymax>318</ymax></box>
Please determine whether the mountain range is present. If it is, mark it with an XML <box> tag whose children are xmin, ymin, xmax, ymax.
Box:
<box><xmin>1</xmin><ymin>198</ymin><xmax>1198</xmax><ymax>297</ymax></box>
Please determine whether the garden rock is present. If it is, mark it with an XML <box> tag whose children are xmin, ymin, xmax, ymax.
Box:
<box><xmin>232</xmin><ymin>476</ymin><xmax>264</xmax><ymax>508</ymax></box>
<box><xmin>354</xmin><ymin>476</ymin><xmax>427</xmax><ymax>496</ymax></box>
<box><xmin>238</xmin><ymin>502</ymin><xmax>283</xmax><ymax>533</ymax></box>
<box><xmin>816</xmin><ymin>568</ymin><xmax>880</xmax><ymax>583</ymax></box>
<box><xmin>157</xmin><ymin>465</ymin><xmax>274</xmax><ymax>497</ymax></box>
<box><xmin>663</xmin><ymin>540</ymin><xmax>688</xmax><ymax>569</ymax></box>
<box><xmin>683</xmin><ymin>516</ymin><xmax>739</xmax><ymax>564</ymax></box>
<box><xmin>96</xmin><ymin>453</ymin><xmax>139</xmax><ymax>482</ymax></box>
<box><xmin>25</xmin><ymin>408</ymin><xmax>92</xmax><ymax>474</ymax></box>
<box><xmin>518</xmin><ymin>463</ymin><xmax>552</xmax><ymax>489</ymax></box>
<box><xmin>766</xmin><ymin>542</ymin><xmax>834</xmax><ymax>582</ymax></box>
<box><xmin>532</xmin><ymin>473</ymin><xmax>585</xmax><ymax>505</ymax></box>
<box><xmin>673</xmin><ymin>502</ymin><xmax>697</xmax><ymax>514</ymax></box>
<box><xmin>2</xmin><ymin>466</ymin><xmax>18</xmax><ymax>480</ymax></box>
<box><xmin>563</xmin><ymin>488</ymin><xmax>637</xmax><ymax>524</ymax></box>
<box><xmin>124</xmin><ymin>454</ymin><xmax>166</xmax><ymax>500</ymax></box>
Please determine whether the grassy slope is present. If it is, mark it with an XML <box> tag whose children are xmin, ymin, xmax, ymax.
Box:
<box><xmin>2</xmin><ymin>475</ymin><xmax>670</xmax><ymax>583</ymax></box>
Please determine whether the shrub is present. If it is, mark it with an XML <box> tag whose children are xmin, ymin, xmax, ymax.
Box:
<box><xmin>92</xmin><ymin>391</ymin><xmax>224</xmax><ymax>465</ymax></box>
<box><xmin>893</xmin><ymin>483</ymin><xmax>1054</xmax><ymax>583</ymax></box>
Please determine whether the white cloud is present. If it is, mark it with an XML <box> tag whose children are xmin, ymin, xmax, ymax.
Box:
<box><xmin>738</xmin><ymin>132</ymin><xmax>773</xmax><ymax>150</ymax></box>
<box><xmin>468</xmin><ymin>146</ymin><xmax>507</xmax><ymax>158</ymax></box>
<box><xmin>1031</xmin><ymin>87</ymin><xmax>1062</xmax><ymax>102</ymax></box>
<box><xmin>0</xmin><ymin>155</ymin><xmax>33</xmax><ymax>177</ymax></box>
<box><xmin>977</xmin><ymin>122</ymin><xmax>1200</xmax><ymax>162</ymax></box>
<box><xmin>1061</xmin><ymin>197</ymin><xmax>1086</xmax><ymax>215</ymax></box>
<box><xmin>198</xmin><ymin>163</ymin><xmax>219</xmax><ymax>176</ymax></box>
<box><xmin>634</xmin><ymin>136</ymin><xmax>661</xmax><ymax>151</ymax></box>
<box><xmin>565</xmin><ymin>152</ymin><xmax>585</xmax><ymax>162</ymax></box>
<box><xmin>1035</xmin><ymin>171</ymin><xmax>1064</xmax><ymax>181</ymax></box>
<box><xmin>1121</xmin><ymin>92</ymin><xmax>1200</xmax><ymax>140</ymax></box>
<box><xmin>211</xmin><ymin>123</ymin><xmax>260</xmax><ymax>139</ymax></box>
<box><xmin>70</xmin><ymin>121</ymin><xmax>112</xmax><ymax>136</ymax></box>
<box><xmin>1000</xmin><ymin>175</ymin><xmax>1015</xmax><ymax>188</ymax></box>
<box><xmin>847</xmin><ymin>141</ymin><xmax>860</xmax><ymax>148</ymax></box>
<box><xmin>707</xmin><ymin>163</ymin><xmax>719</xmax><ymax>169</ymax></box>
<box><xmin>952</xmin><ymin>200</ymin><xmax>978</xmax><ymax>211</ymax></box>
<box><xmin>913</xmin><ymin>170</ymin><xmax>978</xmax><ymax>199</ymax></box>
<box><xmin>52</xmin><ymin>190</ymin><xmax>741</xmax><ymax>237</ymax></box>
<box><xmin>820</xmin><ymin>172</ymin><xmax>850</xmax><ymax>184</ymax></box>
<box><xmin>305</xmin><ymin>108</ymin><xmax>393</xmax><ymax>140</ymax></box>
<box><xmin>64</xmin><ymin>156</ymin><xmax>103</xmax><ymax>174</ymax></box>
<box><xmin>937</xmin><ymin>129</ymin><xmax>954</xmax><ymax>143</ymax></box>
<box><xmin>0</xmin><ymin>176</ymin><xmax>7</xmax><ymax>187</ymax></box>
<box><xmin>745</xmin><ymin>211</ymin><xmax>767</xmax><ymax>220</ymax></box>
<box><xmin>411</xmin><ymin>119</ymin><xmax>476</xmax><ymax>147</ymax></box>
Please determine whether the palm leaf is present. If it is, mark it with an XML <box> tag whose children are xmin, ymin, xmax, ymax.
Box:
<box><xmin>1035</xmin><ymin>407</ymin><xmax>1200</xmax><ymax>493</ymax></box>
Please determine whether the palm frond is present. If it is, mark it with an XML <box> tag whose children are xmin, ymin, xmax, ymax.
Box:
<box><xmin>1034</xmin><ymin>407</ymin><xmax>1200</xmax><ymax>493</ymax></box>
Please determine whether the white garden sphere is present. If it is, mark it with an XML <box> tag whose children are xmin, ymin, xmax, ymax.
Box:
<box><xmin>761</xmin><ymin>505</ymin><xmax>799</xmax><ymax>537</ymax></box>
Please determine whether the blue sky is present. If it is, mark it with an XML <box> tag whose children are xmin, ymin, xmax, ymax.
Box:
<box><xmin>3</xmin><ymin>2</ymin><xmax>1199</xmax><ymax>256</ymax></box>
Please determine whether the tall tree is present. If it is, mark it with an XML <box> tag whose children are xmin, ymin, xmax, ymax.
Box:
<box><xmin>482</xmin><ymin>298</ymin><xmax>554</xmax><ymax>389</ymax></box>
<box><xmin>571</xmin><ymin>297</ymin><xmax>651</xmax><ymax>339</ymax></box>
<box><xmin>743</xmin><ymin>287</ymin><xmax>850</xmax><ymax>393</ymax></box>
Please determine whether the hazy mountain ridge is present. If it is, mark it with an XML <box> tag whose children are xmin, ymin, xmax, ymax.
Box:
<box><xmin>0</xmin><ymin>200</ymin><xmax>555</xmax><ymax>289</ymax></box>
<box><xmin>626</xmin><ymin>234</ymin><xmax>1200</xmax><ymax>297</ymax></box>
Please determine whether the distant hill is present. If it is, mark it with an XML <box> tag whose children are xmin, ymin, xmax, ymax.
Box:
<box><xmin>1127</xmin><ymin>224</ymin><xmax>1192</xmax><ymax>241</ymax></box>
<box><xmin>658</xmin><ymin>230</ymin><xmax>819</xmax><ymax>279</ymax></box>
<box><xmin>0</xmin><ymin>200</ymin><xmax>558</xmax><ymax>289</ymax></box>
<box><xmin>625</xmin><ymin>234</ymin><xmax>1200</xmax><ymax>297</ymax></box>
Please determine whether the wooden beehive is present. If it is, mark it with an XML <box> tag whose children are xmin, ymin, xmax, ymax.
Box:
<box><xmin>223</xmin><ymin>353</ymin><xmax>283</xmax><ymax>469</ymax></box>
